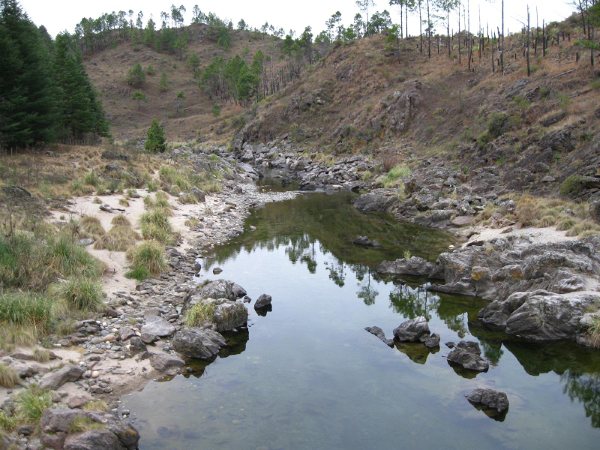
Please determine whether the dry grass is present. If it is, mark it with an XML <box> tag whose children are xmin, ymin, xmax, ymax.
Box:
<box><xmin>94</xmin><ymin>224</ymin><xmax>140</xmax><ymax>252</ymax></box>
<box><xmin>80</xmin><ymin>216</ymin><xmax>105</xmax><ymax>238</ymax></box>
<box><xmin>0</xmin><ymin>363</ymin><xmax>20</xmax><ymax>388</ymax></box>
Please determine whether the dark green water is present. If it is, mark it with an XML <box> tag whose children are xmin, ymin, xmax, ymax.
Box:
<box><xmin>124</xmin><ymin>193</ymin><xmax>600</xmax><ymax>450</ymax></box>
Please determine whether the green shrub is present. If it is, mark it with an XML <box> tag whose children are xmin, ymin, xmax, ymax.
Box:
<box><xmin>140</xmin><ymin>209</ymin><xmax>173</xmax><ymax>243</ymax></box>
<box><xmin>16</xmin><ymin>385</ymin><xmax>52</xmax><ymax>422</ymax></box>
<box><xmin>126</xmin><ymin>63</ymin><xmax>146</xmax><ymax>88</ymax></box>
<box><xmin>0</xmin><ymin>410</ymin><xmax>16</xmax><ymax>432</ymax></box>
<box><xmin>52</xmin><ymin>278</ymin><xmax>104</xmax><ymax>312</ymax></box>
<box><xmin>0</xmin><ymin>292</ymin><xmax>53</xmax><ymax>330</ymax></box>
<box><xmin>381</xmin><ymin>164</ymin><xmax>411</xmax><ymax>188</ymax></box>
<box><xmin>145</xmin><ymin>119</ymin><xmax>166</xmax><ymax>153</ymax></box>
<box><xmin>559</xmin><ymin>175</ymin><xmax>586</xmax><ymax>196</ymax></box>
<box><xmin>0</xmin><ymin>363</ymin><xmax>20</xmax><ymax>388</ymax></box>
<box><xmin>48</xmin><ymin>234</ymin><xmax>103</xmax><ymax>280</ymax></box>
<box><xmin>126</xmin><ymin>241</ymin><xmax>167</xmax><ymax>280</ymax></box>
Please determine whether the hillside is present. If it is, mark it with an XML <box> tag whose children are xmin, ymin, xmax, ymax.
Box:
<box><xmin>84</xmin><ymin>24</ymin><xmax>292</xmax><ymax>143</ymax></box>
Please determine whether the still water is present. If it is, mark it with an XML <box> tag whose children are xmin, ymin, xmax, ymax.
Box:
<box><xmin>124</xmin><ymin>192</ymin><xmax>600</xmax><ymax>449</ymax></box>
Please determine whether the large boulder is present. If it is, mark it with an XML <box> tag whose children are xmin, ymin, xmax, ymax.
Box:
<box><xmin>447</xmin><ymin>341</ymin><xmax>489</xmax><ymax>372</ymax></box>
<box><xmin>186</xmin><ymin>298</ymin><xmax>248</xmax><ymax>332</ymax></box>
<box><xmin>376</xmin><ymin>256</ymin><xmax>435</xmax><ymax>277</ymax></box>
<box><xmin>353</xmin><ymin>189</ymin><xmax>396</xmax><ymax>213</ymax></box>
<box><xmin>140</xmin><ymin>316</ymin><xmax>175</xmax><ymax>343</ymax></box>
<box><xmin>64</xmin><ymin>430</ymin><xmax>123</xmax><ymax>450</ymax></box>
<box><xmin>172</xmin><ymin>328</ymin><xmax>227</xmax><ymax>360</ymax></box>
<box><xmin>150</xmin><ymin>353</ymin><xmax>185</xmax><ymax>373</ymax></box>
<box><xmin>393</xmin><ymin>317</ymin><xmax>430</xmax><ymax>343</ymax></box>
<box><xmin>39</xmin><ymin>365</ymin><xmax>84</xmax><ymax>390</ymax></box>
<box><xmin>466</xmin><ymin>388</ymin><xmax>509</xmax><ymax>421</ymax></box>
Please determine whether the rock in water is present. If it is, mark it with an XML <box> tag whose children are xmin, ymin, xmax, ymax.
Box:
<box><xmin>254</xmin><ymin>294</ymin><xmax>272</xmax><ymax>310</ymax></box>
<box><xmin>393</xmin><ymin>317</ymin><xmax>430</xmax><ymax>342</ymax></box>
<box><xmin>365</xmin><ymin>326</ymin><xmax>394</xmax><ymax>347</ymax></box>
<box><xmin>447</xmin><ymin>341</ymin><xmax>489</xmax><ymax>372</ymax></box>
<box><xmin>423</xmin><ymin>333</ymin><xmax>440</xmax><ymax>349</ymax></box>
<box><xmin>150</xmin><ymin>353</ymin><xmax>185</xmax><ymax>373</ymax></box>
<box><xmin>353</xmin><ymin>236</ymin><xmax>381</xmax><ymax>248</ymax></box>
<box><xmin>377</xmin><ymin>256</ymin><xmax>434</xmax><ymax>277</ymax></box>
<box><xmin>467</xmin><ymin>388</ymin><xmax>509</xmax><ymax>421</ymax></box>
<box><xmin>172</xmin><ymin>328</ymin><xmax>226</xmax><ymax>360</ymax></box>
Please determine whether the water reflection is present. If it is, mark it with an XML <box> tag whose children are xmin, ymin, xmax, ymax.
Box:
<box><xmin>562</xmin><ymin>371</ymin><xmax>600</xmax><ymax>428</ymax></box>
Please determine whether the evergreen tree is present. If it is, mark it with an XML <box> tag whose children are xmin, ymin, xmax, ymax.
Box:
<box><xmin>145</xmin><ymin>119</ymin><xmax>166</xmax><ymax>152</ymax></box>
<box><xmin>0</xmin><ymin>0</ymin><xmax>57</xmax><ymax>148</ymax></box>
<box><xmin>54</xmin><ymin>32</ymin><xmax>108</xmax><ymax>140</ymax></box>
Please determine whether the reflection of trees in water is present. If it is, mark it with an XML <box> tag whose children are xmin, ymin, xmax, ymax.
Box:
<box><xmin>561</xmin><ymin>371</ymin><xmax>600</xmax><ymax>428</ymax></box>
<box><xmin>354</xmin><ymin>265</ymin><xmax>378</xmax><ymax>305</ymax></box>
<box><xmin>326</xmin><ymin>260</ymin><xmax>346</xmax><ymax>287</ymax></box>
<box><xmin>389</xmin><ymin>285</ymin><xmax>439</xmax><ymax>320</ymax></box>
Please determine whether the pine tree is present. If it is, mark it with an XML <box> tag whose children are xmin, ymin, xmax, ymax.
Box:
<box><xmin>0</xmin><ymin>0</ymin><xmax>57</xmax><ymax>148</ymax></box>
<box><xmin>54</xmin><ymin>32</ymin><xmax>108</xmax><ymax>140</ymax></box>
<box><xmin>145</xmin><ymin>119</ymin><xmax>166</xmax><ymax>153</ymax></box>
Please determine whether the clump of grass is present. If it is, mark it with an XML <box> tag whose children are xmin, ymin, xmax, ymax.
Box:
<box><xmin>48</xmin><ymin>234</ymin><xmax>103</xmax><ymax>280</ymax></box>
<box><xmin>83</xmin><ymin>399</ymin><xmax>109</xmax><ymax>412</ymax></box>
<box><xmin>159</xmin><ymin>165</ymin><xmax>192</xmax><ymax>192</ymax></box>
<box><xmin>184</xmin><ymin>302</ymin><xmax>216</xmax><ymax>327</ymax></box>
<box><xmin>588</xmin><ymin>316</ymin><xmax>600</xmax><ymax>349</ymax></box>
<box><xmin>111</xmin><ymin>215</ymin><xmax>131</xmax><ymax>227</ymax></box>
<box><xmin>185</xmin><ymin>217</ymin><xmax>200</xmax><ymax>228</ymax></box>
<box><xmin>32</xmin><ymin>348</ymin><xmax>51</xmax><ymax>363</ymax></box>
<box><xmin>83</xmin><ymin>170</ymin><xmax>101</xmax><ymax>188</ymax></box>
<box><xmin>119</xmin><ymin>198</ymin><xmax>130</xmax><ymax>207</ymax></box>
<box><xmin>140</xmin><ymin>209</ymin><xmax>173</xmax><ymax>243</ymax></box>
<box><xmin>0</xmin><ymin>324</ymin><xmax>39</xmax><ymax>351</ymax></box>
<box><xmin>380</xmin><ymin>164</ymin><xmax>412</xmax><ymax>188</ymax></box>
<box><xmin>0</xmin><ymin>410</ymin><xmax>16</xmax><ymax>432</ymax></box>
<box><xmin>403</xmin><ymin>249</ymin><xmax>412</xmax><ymax>260</ymax></box>
<box><xmin>126</xmin><ymin>241</ymin><xmax>167</xmax><ymax>281</ymax></box>
<box><xmin>16</xmin><ymin>385</ymin><xmax>52</xmax><ymax>422</ymax></box>
<box><xmin>51</xmin><ymin>277</ymin><xmax>104</xmax><ymax>312</ymax></box>
<box><xmin>0</xmin><ymin>291</ymin><xmax>53</xmax><ymax>330</ymax></box>
<box><xmin>94</xmin><ymin>225</ymin><xmax>140</xmax><ymax>252</ymax></box>
<box><xmin>0</xmin><ymin>363</ymin><xmax>20</xmax><ymax>388</ymax></box>
<box><xmin>69</xmin><ymin>416</ymin><xmax>105</xmax><ymax>433</ymax></box>
<box><xmin>80</xmin><ymin>216</ymin><xmax>105</xmax><ymax>238</ymax></box>
<box><xmin>178</xmin><ymin>192</ymin><xmax>198</xmax><ymax>204</ymax></box>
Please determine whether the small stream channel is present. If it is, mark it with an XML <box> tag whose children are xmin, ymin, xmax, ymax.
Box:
<box><xmin>124</xmin><ymin>190</ymin><xmax>600</xmax><ymax>449</ymax></box>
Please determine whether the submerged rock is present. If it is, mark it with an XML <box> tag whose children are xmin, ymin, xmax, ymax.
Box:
<box><xmin>365</xmin><ymin>326</ymin><xmax>394</xmax><ymax>347</ymax></box>
<box><xmin>466</xmin><ymin>388</ymin><xmax>509</xmax><ymax>421</ymax></box>
<box><xmin>172</xmin><ymin>328</ymin><xmax>227</xmax><ymax>360</ymax></box>
<box><xmin>422</xmin><ymin>333</ymin><xmax>440</xmax><ymax>349</ymax></box>
<box><xmin>353</xmin><ymin>236</ymin><xmax>382</xmax><ymax>248</ymax></box>
<box><xmin>447</xmin><ymin>341</ymin><xmax>489</xmax><ymax>372</ymax></box>
<box><xmin>393</xmin><ymin>317</ymin><xmax>430</xmax><ymax>343</ymax></box>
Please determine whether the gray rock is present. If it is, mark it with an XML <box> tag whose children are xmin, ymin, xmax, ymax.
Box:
<box><xmin>195</xmin><ymin>280</ymin><xmax>237</xmax><ymax>302</ymax></box>
<box><xmin>423</xmin><ymin>333</ymin><xmax>440</xmax><ymax>349</ymax></box>
<box><xmin>467</xmin><ymin>388</ymin><xmax>509</xmax><ymax>420</ymax></box>
<box><xmin>39</xmin><ymin>365</ymin><xmax>84</xmax><ymax>390</ymax></box>
<box><xmin>118</xmin><ymin>327</ymin><xmax>136</xmax><ymax>342</ymax></box>
<box><xmin>212</xmin><ymin>267</ymin><xmax>223</xmax><ymax>275</ymax></box>
<box><xmin>447</xmin><ymin>341</ymin><xmax>489</xmax><ymax>372</ymax></box>
<box><xmin>377</xmin><ymin>256</ymin><xmax>434</xmax><ymax>277</ymax></box>
<box><xmin>126</xmin><ymin>337</ymin><xmax>147</xmax><ymax>356</ymax></box>
<box><xmin>190</xmin><ymin>187</ymin><xmax>206</xmax><ymax>202</ymax></box>
<box><xmin>254</xmin><ymin>294</ymin><xmax>272</xmax><ymax>310</ymax></box>
<box><xmin>231</xmin><ymin>283</ymin><xmax>247</xmax><ymax>298</ymax></box>
<box><xmin>365</xmin><ymin>326</ymin><xmax>394</xmax><ymax>347</ymax></box>
<box><xmin>353</xmin><ymin>236</ymin><xmax>381</xmax><ymax>248</ymax></box>
<box><xmin>150</xmin><ymin>353</ymin><xmax>185</xmax><ymax>373</ymax></box>
<box><xmin>64</xmin><ymin>430</ymin><xmax>123</xmax><ymax>450</ymax></box>
<box><xmin>140</xmin><ymin>316</ymin><xmax>175</xmax><ymax>342</ymax></box>
<box><xmin>172</xmin><ymin>328</ymin><xmax>226</xmax><ymax>360</ymax></box>
<box><xmin>393</xmin><ymin>317</ymin><xmax>430</xmax><ymax>342</ymax></box>
<box><xmin>353</xmin><ymin>189</ymin><xmax>396</xmax><ymax>213</ymax></box>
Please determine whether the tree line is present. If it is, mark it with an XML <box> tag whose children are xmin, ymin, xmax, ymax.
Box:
<box><xmin>0</xmin><ymin>0</ymin><xmax>107</xmax><ymax>150</ymax></box>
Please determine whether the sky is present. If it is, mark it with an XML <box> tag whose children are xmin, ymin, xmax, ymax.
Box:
<box><xmin>19</xmin><ymin>0</ymin><xmax>576</xmax><ymax>38</ymax></box>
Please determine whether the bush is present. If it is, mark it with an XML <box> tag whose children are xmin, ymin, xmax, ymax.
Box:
<box><xmin>16</xmin><ymin>385</ymin><xmax>52</xmax><ymax>422</ymax></box>
<box><xmin>52</xmin><ymin>277</ymin><xmax>104</xmax><ymax>312</ymax></box>
<box><xmin>145</xmin><ymin>119</ymin><xmax>166</xmax><ymax>153</ymax></box>
<box><xmin>381</xmin><ymin>164</ymin><xmax>411</xmax><ymax>188</ymax></box>
<box><xmin>559</xmin><ymin>175</ymin><xmax>586</xmax><ymax>196</ymax></box>
<box><xmin>126</xmin><ymin>241</ymin><xmax>167</xmax><ymax>280</ymax></box>
<box><xmin>126</xmin><ymin>63</ymin><xmax>146</xmax><ymax>88</ymax></box>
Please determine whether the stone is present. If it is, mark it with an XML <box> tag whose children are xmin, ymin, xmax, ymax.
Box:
<box><xmin>150</xmin><ymin>353</ymin><xmax>185</xmax><ymax>373</ymax></box>
<box><xmin>393</xmin><ymin>317</ymin><xmax>430</xmax><ymax>343</ymax></box>
<box><xmin>67</xmin><ymin>395</ymin><xmax>92</xmax><ymax>409</ymax></box>
<box><xmin>140</xmin><ymin>317</ymin><xmax>175</xmax><ymax>341</ymax></box>
<box><xmin>172</xmin><ymin>328</ymin><xmax>227</xmax><ymax>360</ymax></box>
<box><xmin>447</xmin><ymin>341</ymin><xmax>489</xmax><ymax>372</ymax></box>
<box><xmin>126</xmin><ymin>337</ymin><xmax>147</xmax><ymax>356</ymax></box>
<box><xmin>365</xmin><ymin>326</ymin><xmax>394</xmax><ymax>347</ymax></box>
<box><xmin>195</xmin><ymin>280</ymin><xmax>236</xmax><ymax>302</ymax></box>
<box><xmin>63</xmin><ymin>429</ymin><xmax>123</xmax><ymax>450</ymax></box>
<box><xmin>353</xmin><ymin>189</ymin><xmax>396</xmax><ymax>213</ymax></box>
<box><xmin>423</xmin><ymin>333</ymin><xmax>440</xmax><ymax>349</ymax></box>
<box><xmin>353</xmin><ymin>236</ymin><xmax>381</xmax><ymax>248</ymax></box>
<box><xmin>231</xmin><ymin>283</ymin><xmax>247</xmax><ymax>298</ymax></box>
<box><xmin>119</xmin><ymin>327</ymin><xmax>136</xmax><ymax>342</ymax></box>
<box><xmin>467</xmin><ymin>388</ymin><xmax>509</xmax><ymax>420</ymax></box>
<box><xmin>451</xmin><ymin>215</ymin><xmax>474</xmax><ymax>227</ymax></box>
<box><xmin>39</xmin><ymin>366</ymin><xmax>84</xmax><ymax>390</ymax></box>
<box><xmin>376</xmin><ymin>256</ymin><xmax>434</xmax><ymax>277</ymax></box>
<box><xmin>213</xmin><ymin>267</ymin><xmax>223</xmax><ymax>275</ymax></box>
<box><xmin>254</xmin><ymin>294</ymin><xmax>272</xmax><ymax>310</ymax></box>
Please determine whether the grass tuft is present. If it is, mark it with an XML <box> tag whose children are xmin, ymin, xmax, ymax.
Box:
<box><xmin>184</xmin><ymin>302</ymin><xmax>216</xmax><ymax>327</ymax></box>
<box><xmin>94</xmin><ymin>224</ymin><xmax>140</xmax><ymax>252</ymax></box>
<box><xmin>51</xmin><ymin>277</ymin><xmax>104</xmax><ymax>312</ymax></box>
<box><xmin>80</xmin><ymin>216</ymin><xmax>105</xmax><ymax>238</ymax></box>
<box><xmin>0</xmin><ymin>363</ymin><xmax>20</xmax><ymax>388</ymax></box>
<box><xmin>126</xmin><ymin>241</ymin><xmax>166</xmax><ymax>281</ymax></box>
<box><xmin>16</xmin><ymin>385</ymin><xmax>52</xmax><ymax>422</ymax></box>
<box><xmin>140</xmin><ymin>208</ymin><xmax>173</xmax><ymax>243</ymax></box>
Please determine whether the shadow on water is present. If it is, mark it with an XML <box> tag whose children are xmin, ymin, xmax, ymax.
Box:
<box><xmin>125</xmin><ymin>192</ymin><xmax>600</xmax><ymax>450</ymax></box>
